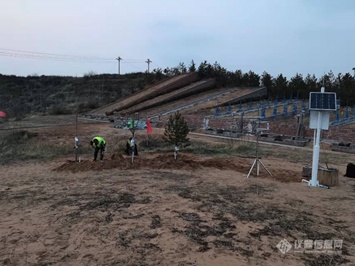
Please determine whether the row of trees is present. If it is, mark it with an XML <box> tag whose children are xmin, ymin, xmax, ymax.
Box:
<box><xmin>153</xmin><ymin>61</ymin><xmax>355</xmax><ymax>106</ymax></box>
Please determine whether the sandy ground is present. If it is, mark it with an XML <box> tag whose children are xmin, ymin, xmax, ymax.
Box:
<box><xmin>1</xmin><ymin>117</ymin><xmax>355</xmax><ymax>266</ymax></box>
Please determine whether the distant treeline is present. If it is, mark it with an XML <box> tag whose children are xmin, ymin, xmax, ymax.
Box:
<box><xmin>153</xmin><ymin>60</ymin><xmax>355</xmax><ymax>106</ymax></box>
<box><xmin>1</xmin><ymin>60</ymin><xmax>354</xmax><ymax>118</ymax></box>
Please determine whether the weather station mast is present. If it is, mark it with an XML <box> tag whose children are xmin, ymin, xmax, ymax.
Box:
<box><xmin>307</xmin><ymin>87</ymin><xmax>337</xmax><ymax>188</ymax></box>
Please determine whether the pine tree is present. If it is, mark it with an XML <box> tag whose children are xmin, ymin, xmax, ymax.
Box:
<box><xmin>163</xmin><ymin>112</ymin><xmax>190</xmax><ymax>147</ymax></box>
<box><xmin>189</xmin><ymin>60</ymin><xmax>196</xmax><ymax>72</ymax></box>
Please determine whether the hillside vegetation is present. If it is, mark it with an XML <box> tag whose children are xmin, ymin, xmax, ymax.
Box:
<box><xmin>0</xmin><ymin>72</ymin><xmax>161</xmax><ymax>119</ymax></box>
<box><xmin>1</xmin><ymin>60</ymin><xmax>354</xmax><ymax>120</ymax></box>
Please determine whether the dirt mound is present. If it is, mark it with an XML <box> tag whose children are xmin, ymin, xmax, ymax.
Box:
<box><xmin>54</xmin><ymin>152</ymin><xmax>303</xmax><ymax>182</ymax></box>
<box><xmin>54</xmin><ymin>153</ymin><xmax>249</xmax><ymax>173</ymax></box>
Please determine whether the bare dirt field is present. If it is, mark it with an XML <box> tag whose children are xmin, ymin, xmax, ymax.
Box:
<box><xmin>1</xmin><ymin>116</ymin><xmax>355</xmax><ymax>266</ymax></box>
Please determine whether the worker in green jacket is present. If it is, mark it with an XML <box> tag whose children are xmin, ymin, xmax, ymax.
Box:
<box><xmin>90</xmin><ymin>136</ymin><xmax>106</xmax><ymax>161</ymax></box>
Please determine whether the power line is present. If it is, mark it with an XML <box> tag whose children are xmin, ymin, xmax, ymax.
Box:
<box><xmin>122</xmin><ymin>61</ymin><xmax>145</xmax><ymax>72</ymax></box>
<box><xmin>0</xmin><ymin>48</ymin><xmax>155</xmax><ymax>73</ymax></box>
<box><xmin>0</xmin><ymin>51</ymin><xmax>115</xmax><ymax>63</ymax></box>
<box><xmin>120</xmin><ymin>59</ymin><xmax>147</xmax><ymax>63</ymax></box>
<box><xmin>0</xmin><ymin>48</ymin><xmax>114</xmax><ymax>61</ymax></box>
<box><xmin>0</xmin><ymin>51</ymin><xmax>146</xmax><ymax>72</ymax></box>
<box><xmin>0</xmin><ymin>48</ymin><xmax>148</xmax><ymax>64</ymax></box>
<box><xmin>151</xmin><ymin>61</ymin><xmax>162</xmax><ymax>70</ymax></box>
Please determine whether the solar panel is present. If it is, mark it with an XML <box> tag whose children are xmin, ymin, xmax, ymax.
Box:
<box><xmin>309</xmin><ymin>92</ymin><xmax>336</xmax><ymax>111</ymax></box>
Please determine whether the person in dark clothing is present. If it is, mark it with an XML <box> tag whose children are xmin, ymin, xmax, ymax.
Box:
<box><xmin>90</xmin><ymin>136</ymin><xmax>106</xmax><ymax>161</ymax></box>
<box><xmin>126</xmin><ymin>137</ymin><xmax>138</xmax><ymax>156</ymax></box>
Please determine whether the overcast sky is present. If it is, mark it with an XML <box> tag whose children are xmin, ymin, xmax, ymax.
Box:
<box><xmin>1</xmin><ymin>0</ymin><xmax>355</xmax><ymax>78</ymax></box>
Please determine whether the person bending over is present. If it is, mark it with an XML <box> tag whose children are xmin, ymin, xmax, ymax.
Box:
<box><xmin>90</xmin><ymin>136</ymin><xmax>106</xmax><ymax>161</ymax></box>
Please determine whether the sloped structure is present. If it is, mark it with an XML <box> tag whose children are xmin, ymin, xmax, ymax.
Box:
<box><xmin>90</xmin><ymin>72</ymin><xmax>199</xmax><ymax>116</ymax></box>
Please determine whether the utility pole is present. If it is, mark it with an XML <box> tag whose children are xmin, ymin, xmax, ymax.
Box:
<box><xmin>146</xmin><ymin>59</ymin><xmax>152</xmax><ymax>73</ymax></box>
<box><xmin>116</xmin><ymin>56</ymin><xmax>122</xmax><ymax>75</ymax></box>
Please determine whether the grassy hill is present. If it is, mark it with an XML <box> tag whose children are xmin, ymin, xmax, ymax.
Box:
<box><xmin>0</xmin><ymin>72</ymin><xmax>163</xmax><ymax>119</ymax></box>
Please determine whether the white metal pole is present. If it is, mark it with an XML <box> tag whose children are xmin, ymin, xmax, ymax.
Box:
<box><xmin>309</xmin><ymin>111</ymin><xmax>321</xmax><ymax>186</ymax></box>
<box><xmin>309</xmin><ymin>87</ymin><xmax>325</xmax><ymax>187</ymax></box>
<box><xmin>313</xmin><ymin>129</ymin><xmax>316</xmax><ymax>146</ymax></box>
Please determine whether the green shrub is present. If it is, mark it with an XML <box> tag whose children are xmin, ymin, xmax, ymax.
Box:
<box><xmin>163</xmin><ymin>112</ymin><xmax>190</xmax><ymax>147</ymax></box>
